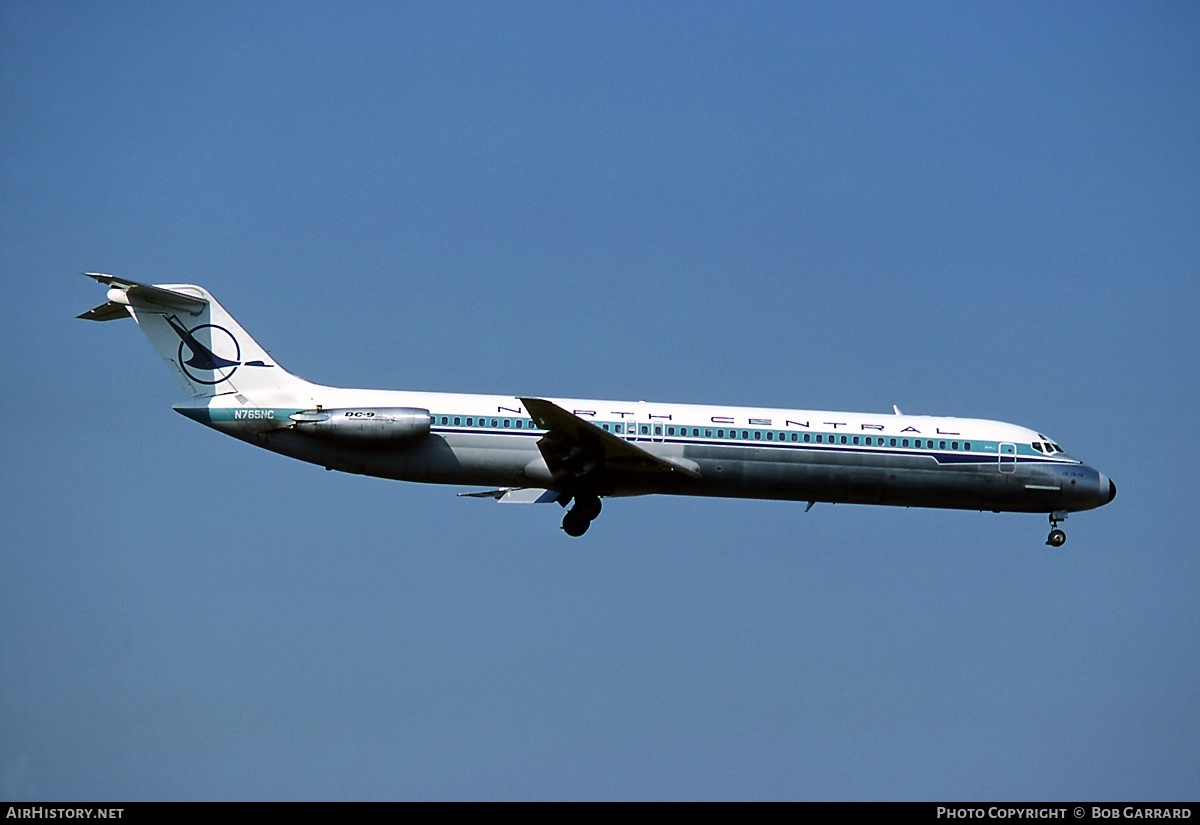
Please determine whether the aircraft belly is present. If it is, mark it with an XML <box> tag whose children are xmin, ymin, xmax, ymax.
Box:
<box><xmin>675</xmin><ymin>445</ymin><xmax>1059</xmax><ymax>512</ymax></box>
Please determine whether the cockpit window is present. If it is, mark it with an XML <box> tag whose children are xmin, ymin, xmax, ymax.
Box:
<box><xmin>1032</xmin><ymin>436</ymin><xmax>1064</xmax><ymax>455</ymax></box>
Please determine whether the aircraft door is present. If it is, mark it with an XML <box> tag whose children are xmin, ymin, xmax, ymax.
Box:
<box><xmin>999</xmin><ymin>442</ymin><xmax>1017</xmax><ymax>474</ymax></box>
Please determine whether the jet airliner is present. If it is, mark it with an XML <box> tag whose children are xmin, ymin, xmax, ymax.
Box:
<box><xmin>80</xmin><ymin>274</ymin><xmax>1115</xmax><ymax>544</ymax></box>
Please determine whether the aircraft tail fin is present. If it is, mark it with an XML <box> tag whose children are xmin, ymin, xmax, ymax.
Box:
<box><xmin>79</xmin><ymin>273</ymin><xmax>317</xmax><ymax>401</ymax></box>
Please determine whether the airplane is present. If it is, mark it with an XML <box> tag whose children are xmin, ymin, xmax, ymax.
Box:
<box><xmin>79</xmin><ymin>273</ymin><xmax>1116</xmax><ymax>545</ymax></box>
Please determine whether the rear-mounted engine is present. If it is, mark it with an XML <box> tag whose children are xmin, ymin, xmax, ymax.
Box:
<box><xmin>290</xmin><ymin>408</ymin><xmax>431</xmax><ymax>443</ymax></box>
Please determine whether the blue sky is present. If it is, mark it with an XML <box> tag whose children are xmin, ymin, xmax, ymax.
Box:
<box><xmin>2</xmin><ymin>1</ymin><xmax>1198</xmax><ymax>800</ymax></box>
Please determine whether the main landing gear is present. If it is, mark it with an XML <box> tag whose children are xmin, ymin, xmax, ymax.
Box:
<box><xmin>561</xmin><ymin>494</ymin><xmax>602</xmax><ymax>537</ymax></box>
<box><xmin>1046</xmin><ymin>511</ymin><xmax>1068</xmax><ymax>547</ymax></box>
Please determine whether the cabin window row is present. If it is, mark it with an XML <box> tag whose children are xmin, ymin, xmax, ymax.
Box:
<box><xmin>433</xmin><ymin>415</ymin><xmax>972</xmax><ymax>452</ymax></box>
<box><xmin>654</xmin><ymin>426</ymin><xmax>970</xmax><ymax>451</ymax></box>
<box><xmin>438</xmin><ymin>416</ymin><xmax>536</xmax><ymax>429</ymax></box>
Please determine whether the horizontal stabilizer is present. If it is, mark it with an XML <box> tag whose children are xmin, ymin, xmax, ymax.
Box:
<box><xmin>82</xmin><ymin>272</ymin><xmax>208</xmax><ymax>315</ymax></box>
<box><xmin>77</xmin><ymin>300</ymin><xmax>133</xmax><ymax>322</ymax></box>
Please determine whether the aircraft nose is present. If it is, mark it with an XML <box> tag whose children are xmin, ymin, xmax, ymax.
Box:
<box><xmin>1099</xmin><ymin>472</ymin><xmax>1117</xmax><ymax>506</ymax></box>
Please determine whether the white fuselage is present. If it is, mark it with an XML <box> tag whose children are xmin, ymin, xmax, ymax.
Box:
<box><xmin>178</xmin><ymin>387</ymin><xmax>1115</xmax><ymax>516</ymax></box>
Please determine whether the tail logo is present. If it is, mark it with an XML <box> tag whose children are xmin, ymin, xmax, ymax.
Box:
<box><xmin>165</xmin><ymin>316</ymin><xmax>270</xmax><ymax>385</ymax></box>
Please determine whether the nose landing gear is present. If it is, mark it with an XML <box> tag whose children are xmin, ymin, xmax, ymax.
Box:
<box><xmin>561</xmin><ymin>494</ymin><xmax>602</xmax><ymax>537</ymax></box>
<box><xmin>1046</xmin><ymin>511</ymin><xmax>1068</xmax><ymax>547</ymax></box>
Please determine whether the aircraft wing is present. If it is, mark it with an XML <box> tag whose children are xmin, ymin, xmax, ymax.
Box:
<box><xmin>520</xmin><ymin>397</ymin><xmax>702</xmax><ymax>485</ymax></box>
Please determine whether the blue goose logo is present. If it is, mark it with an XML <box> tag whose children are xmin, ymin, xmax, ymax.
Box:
<box><xmin>165</xmin><ymin>315</ymin><xmax>270</xmax><ymax>385</ymax></box>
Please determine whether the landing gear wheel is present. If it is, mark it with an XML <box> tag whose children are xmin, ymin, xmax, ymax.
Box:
<box><xmin>562</xmin><ymin>510</ymin><xmax>591</xmax><ymax>537</ymax></box>
<box><xmin>1046</xmin><ymin>511</ymin><xmax>1068</xmax><ymax>548</ymax></box>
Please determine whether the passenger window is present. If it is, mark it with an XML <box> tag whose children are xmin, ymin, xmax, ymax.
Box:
<box><xmin>754</xmin><ymin>431</ymin><xmax>761</xmax><ymax>440</ymax></box>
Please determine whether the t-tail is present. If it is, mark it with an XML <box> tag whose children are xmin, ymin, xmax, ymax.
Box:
<box><xmin>77</xmin><ymin>273</ymin><xmax>316</xmax><ymax>403</ymax></box>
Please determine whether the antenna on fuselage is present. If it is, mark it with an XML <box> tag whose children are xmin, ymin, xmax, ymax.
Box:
<box><xmin>892</xmin><ymin>405</ymin><xmax>903</xmax><ymax>415</ymax></box>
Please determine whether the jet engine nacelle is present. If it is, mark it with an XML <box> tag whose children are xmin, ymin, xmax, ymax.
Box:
<box><xmin>290</xmin><ymin>407</ymin><xmax>431</xmax><ymax>443</ymax></box>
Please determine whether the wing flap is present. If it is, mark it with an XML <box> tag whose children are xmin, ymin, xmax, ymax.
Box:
<box><xmin>458</xmin><ymin>487</ymin><xmax>565</xmax><ymax>504</ymax></box>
